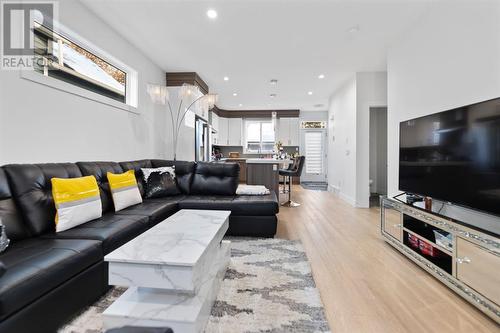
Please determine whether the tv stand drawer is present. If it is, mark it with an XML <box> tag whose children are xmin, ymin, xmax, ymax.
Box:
<box><xmin>456</xmin><ymin>237</ymin><xmax>500</xmax><ymax>306</ymax></box>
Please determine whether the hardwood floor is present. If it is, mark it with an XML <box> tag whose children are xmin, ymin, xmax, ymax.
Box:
<box><xmin>276</xmin><ymin>186</ymin><xmax>499</xmax><ymax>333</ymax></box>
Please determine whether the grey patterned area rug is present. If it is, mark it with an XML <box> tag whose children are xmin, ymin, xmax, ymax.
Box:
<box><xmin>60</xmin><ymin>238</ymin><xmax>331</xmax><ymax>333</ymax></box>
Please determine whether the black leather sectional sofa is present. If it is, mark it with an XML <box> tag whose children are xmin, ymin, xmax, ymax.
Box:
<box><xmin>0</xmin><ymin>159</ymin><xmax>278</xmax><ymax>333</ymax></box>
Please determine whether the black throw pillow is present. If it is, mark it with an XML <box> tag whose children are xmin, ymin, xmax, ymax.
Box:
<box><xmin>141</xmin><ymin>167</ymin><xmax>180</xmax><ymax>198</ymax></box>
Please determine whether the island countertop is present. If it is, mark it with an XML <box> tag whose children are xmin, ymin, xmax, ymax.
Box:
<box><xmin>246</xmin><ymin>158</ymin><xmax>293</xmax><ymax>165</ymax></box>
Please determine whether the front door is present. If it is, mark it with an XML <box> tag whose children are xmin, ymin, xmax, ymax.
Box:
<box><xmin>301</xmin><ymin>129</ymin><xmax>327</xmax><ymax>182</ymax></box>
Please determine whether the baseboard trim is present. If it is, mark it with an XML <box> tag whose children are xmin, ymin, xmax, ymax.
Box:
<box><xmin>327</xmin><ymin>185</ymin><xmax>357</xmax><ymax>206</ymax></box>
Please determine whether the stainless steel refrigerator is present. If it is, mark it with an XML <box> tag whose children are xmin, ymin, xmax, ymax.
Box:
<box><xmin>195</xmin><ymin>117</ymin><xmax>212</xmax><ymax>162</ymax></box>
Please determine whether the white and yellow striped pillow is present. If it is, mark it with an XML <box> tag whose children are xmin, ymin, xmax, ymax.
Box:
<box><xmin>107</xmin><ymin>170</ymin><xmax>142</xmax><ymax>211</ymax></box>
<box><xmin>52</xmin><ymin>176</ymin><xmax>102</xmax><ymax>232</ymax></box>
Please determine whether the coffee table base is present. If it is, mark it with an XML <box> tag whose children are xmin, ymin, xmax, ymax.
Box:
<box><xmin>103</xmin><ymin>241</ymin><xmax>230</xmax><ymax>333</ymax></box>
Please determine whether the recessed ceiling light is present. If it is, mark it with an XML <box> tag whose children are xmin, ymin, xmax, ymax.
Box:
<box><xmin>348</xmin><ymin>25</ymin><xmax>360</xmax><ymax>33</ymax></box>
<box><xmin>318</xmin><ymin>74</ymin><xmax>325</xmax><ymax>79</ymax></box>
<box><xmin>270</xmin><ymin>93</ymin><xmax>277</xmax><ymax>98</ymax></box>
<box><xmin>307</xmin><ymin>91</ymin><xmax>313</xmax><ymax>95</ymax></box>
<box><xmin>207</xmin><ymin>9</ymin><xmax>218</xmax><ymax>19</ymax></box>
<box><xmin>223</xmin><ymin>76</ymin><xmax>229</xmax><ymax>81</ymax></box>
<box><xmin>270</xmin><ymin>79</ymin><xmax>278</xmax><ymax>85</ymax></box>
<box><xmin>233</xmin><ymin>92</ymin><xmax>237</xmax><ymax>96</ymax></box>
<box><xmin>239</xmin><ymin>103</ymin><xmax>243</xmax><ymax>107</ymax></box>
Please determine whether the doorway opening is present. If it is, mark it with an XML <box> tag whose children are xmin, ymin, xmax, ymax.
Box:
<box><xmin>369</xmin><ymin>107</ymin><xmax>388</xmax><ymax>207</ymax></box>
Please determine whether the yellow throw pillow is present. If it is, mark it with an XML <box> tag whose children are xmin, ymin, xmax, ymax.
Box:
<box><xmin>107</xmin><ymin>170</ymin><xmax>143</xmax><ymax>211</ymax></box>
<box><xmin>52</xmin><ymin>176</ymin><xmax>102</xmax><ymax>232</ymax></box>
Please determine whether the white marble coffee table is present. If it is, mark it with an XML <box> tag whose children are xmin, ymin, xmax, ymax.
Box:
<box><xmin>102</xmin><ymin>209</ymin><xmax>231</xmax><ymax>333</ymax></box>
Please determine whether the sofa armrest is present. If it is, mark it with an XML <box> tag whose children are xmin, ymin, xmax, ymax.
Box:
<box><xmin>0</xmin><ymin>261</ymin><xmax>6</xmax><ymax>278</ymax></box>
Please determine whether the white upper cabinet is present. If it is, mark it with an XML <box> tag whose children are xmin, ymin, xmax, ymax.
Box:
<box><xmin>228</xmin><ymin>118</ymin><xmax>243</xmax><ymax>146</ymax></box>
<box><xmin>215</xmin><ymin>117</ymin><xmax>243</xmax><ymax>146</ymax></box>
<box><xmin>278</xmin><ymin>117</ymin><xmax>300</xmax><ymax>146</ymax></box>
<box><xmin>211</xmin><ymin>112</ymin><xmax>219</xmax><ymax>132</ymax></box>
<box><xmin>289</xmin><ymin>117</ymin><xmax>300</xmax><ymax>146</ymax></box>
<box><xmin>218</xmin><ymin>117</ymin><xmax>229</xmax><ymax>145</ymax></box>
<box><xmin>278</xmin><ymin>118</ymin><xmax>290</xmax><ymax>145</ymax></box>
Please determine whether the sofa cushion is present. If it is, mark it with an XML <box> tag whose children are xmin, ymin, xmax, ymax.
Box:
<box><xmin>107</xmin><ymin>171</ymin><xmax>143</xmax><ymax>212</ymax></box>
<box><xmin>227</xmin><ymin>215</ymin><xmax>277</xmax><ymax>237</ymax></box>
<box><xmin>0</xmin><ymin>168</ymin><xmax>30</xmax><ymax>241</ymax></box>
<box><xmin>3</xmin><ymin>163</ymin><xmax>82</xmax><ymax>236</ymax></box>
<box><xmin>0</xmin><ymin>238</ymin><xmax>102</xmax><ymax>320</ymax></box>
<box><xmin>119</xmin><ymin>160</ymin><xmax>153</xmax><ymax>196</ymax></box>
<box><xmin>141</xmin><ymin>167</ymin><xmax>180</xmax><ymax>198</ymax></box>
<box><xmin>76</xmin><ymin>162</ymin><xmax>123</xmax><ymax>214</ymax></box>
<box><xmin>178</xmin><ymin>195</ymin><xmax>235</xmax><ymax>211</ymax></box>
<box><xmin>150</xmin><ymin>160</ymin><xmax>195</xmax><ymax>194</ymax></box>
<box><xmin>42</xmin><ymin>213</ymin><xmax>149</xmax><ymax>254</ymax></box>
<box><xmin>231</xmin><ymin>193</ymin><xmax>279</xmax><ymax>215</ymax></box>
<box><xmin>51</xmin><ymin>176</ymin><xmax>102</xmax><ymax>232</ymax></box>
<box><xmin>190</xmin><ymin>162</ymin><xmax>239</xmax><ymax>196</ymax></box>
<box><xmin>115</xmin><ymin>199</ymin><xmax>179</xmax><ymax>225</ymax></box>
<box><xmin>179</xmin><ymin>193</ymin><xmax>278</xmax><ymax>216</ymax></box>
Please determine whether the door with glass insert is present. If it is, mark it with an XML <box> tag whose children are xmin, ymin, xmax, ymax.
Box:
<box><xmin>301</xmin><ymin>129</ymin><xmax>327</xmax><ymax>182</ymax></box>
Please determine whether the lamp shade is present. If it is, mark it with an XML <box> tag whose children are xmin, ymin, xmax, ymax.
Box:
<box><xmin>147</xmin><ymin>84</ymin><xmax>169</xmax><ymax>105</ymax></box>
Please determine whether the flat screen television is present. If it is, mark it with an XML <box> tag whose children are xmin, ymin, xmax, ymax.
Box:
<box><xmin>399</xmin><ymin>97</ymin><xmax>500</xmax><ymax>216</ymax></box>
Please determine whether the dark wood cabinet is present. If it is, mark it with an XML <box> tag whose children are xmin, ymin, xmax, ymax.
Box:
<box><xmin>224</xmin><ymin>159</ymin><xmax>246</xmax><ymax>183</ymax></box>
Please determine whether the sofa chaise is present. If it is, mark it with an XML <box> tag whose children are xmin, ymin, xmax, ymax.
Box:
<box><xmin>0</xmin><ymin>159</ymin><xmax>278</xmax><ymax>333</ymax></box>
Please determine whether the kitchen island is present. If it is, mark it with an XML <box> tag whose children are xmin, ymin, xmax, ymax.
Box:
<box><xmin>246</xmin><ymin>159</ymin><xmax>293</xmax><ymax>198</ymax></box>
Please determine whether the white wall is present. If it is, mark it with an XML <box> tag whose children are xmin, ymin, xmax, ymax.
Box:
<box><xmin>327</xmin><ymin>72</ymin><xmax>387</xmax><ymax>207</ymax></box>
<box><xmin>300</xmin><ymin>111</ymin><xmax>328</xmax><ymax>122</ymax></box>
<box><xmin>387</xmin><ymin>0</ymin><xmax>500</xmax><ymax>197</ymax></box>
<box><xmin>0</xmin><ymin>0</ymin><xmax>170</xmax><ymax>164</ymax></box>
<box><xmin>387</xmin><ymin>0</ymin><xmax>500</xmax><ymax>225</ymax></box>
<box><xmin>327</xmin><ymin>78</ymin><xmax>357</xmax><ymax>205</ymax></box>
<box><xmin>355</xmin><ymin>72</ymin><xmax>387</xmax><ymax>207</ymax></box>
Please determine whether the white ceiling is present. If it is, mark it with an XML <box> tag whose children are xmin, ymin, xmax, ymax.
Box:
<box><xmin>81</xmin><ymin>0</ymin><xmax>430</xmax><ymax>111</ymax></box>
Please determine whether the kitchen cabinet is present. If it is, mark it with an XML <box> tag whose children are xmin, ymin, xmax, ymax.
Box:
<box><xmin>211</xmin><ymin>112</ymin><xmax>219</xmax><ymax>145</ymax></box>
<box><xmin>228</xmin><ymin>118</ymin><xmax>243</xmax><ymax>146</ymax></box>
<box><xmin>224</xmin><ymin>159</ymin><xmax>246</xmax><ymax>182</ymax></box>
<box><xmin>289</xmin><ymin>117</ymin><xmax>300</xmax><ymax>146</ymax></box>
<box><xmin>211</xmin><ymin>112</ymin><xmax>219</xmax><ymax>132</ymax></box>
<box><xmin>278</xmin><ymin>117</ymin><xmax>300</xmax><ymax>146</ymax></box>
<box><xmin>218</xmin><ymin>117</ymin><xmax>228</xmax><ymax>145</ymax></box>
<box><xmin>216</xmin><ymin>117</ymin><xmax>242</xmax><ymax>146</ymax></box>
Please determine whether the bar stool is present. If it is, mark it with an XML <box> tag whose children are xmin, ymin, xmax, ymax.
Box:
<box><xmin>279</xmin><ymin>156</ymin><xmax>305</xmax><ymax>207</ymax></box>
<box><xmin>279</xmin><ymin>158</ymin><xmax>296</xmax><ymax>194</ymax></box>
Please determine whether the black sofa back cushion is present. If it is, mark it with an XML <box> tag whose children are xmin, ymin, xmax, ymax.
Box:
<box><xmin>119</xmin><ymin>160</ymin><xmax>153</xmax><ymax>196</ymax></box>
<box><xmin>3</xmin><ymin>163</ymin><xmax>82</xmax><ymax>236</ymax></box>
<box><xmin>191</xmin><ymin>162</ymin><xmax>239</xmax><ymax>196</ymax></box>
<box><xmin>76</xmin><ymin>161</ymin><xmax>123</xmax><ymax>213</ymax></box>
<box><xmin>150</xmin><ymin>160</ymin><xmax>195</xmax><ymax>194</ymax></box>
<box><xmin>0</xmin><ymin>168</ymin><xmax>30</xmax><ymax>241</ymax></box>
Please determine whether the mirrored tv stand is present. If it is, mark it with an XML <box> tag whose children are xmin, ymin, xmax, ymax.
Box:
<box><xmin>380</xmin><ymin>196</ymin><xmax>500</xmax><ymax>324</ymax></box>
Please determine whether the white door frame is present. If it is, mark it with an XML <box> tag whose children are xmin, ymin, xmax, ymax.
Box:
<box><xmin>300</xmin><ymin>128</ymin><xmax>328</xmax><ymax>182</ymax></box>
